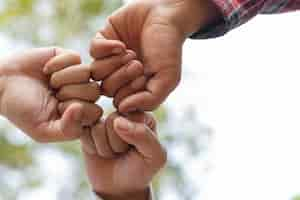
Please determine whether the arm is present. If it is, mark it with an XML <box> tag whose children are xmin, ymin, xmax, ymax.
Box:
<box><xmin>0</xmin><ymin>48</ymin><xmax>101</xmax><ymax>142</ymax></box>
<box><xmin>81</xmin><ymin>112</ymin><xmax>166</xmax><ymax>200</ymax></box>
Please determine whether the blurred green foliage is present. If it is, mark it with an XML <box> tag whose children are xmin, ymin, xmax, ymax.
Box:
<box><xmin>0</xmin><ymin>0</ymin><xmax>121</xmax><ymax>45</ymax></box>
<box><xmin>0</xmin><ymin>134</ymin><xmax>33</xmax><ymax>168</ymax></box>
<box><xmin>0</xmin><ymin>0</ymin><xmax>211</xmax><ymax>199</ymax></box>
<box><xmin>293</xmin><ymin>195</ymin><xmax>300</xmax><ymax>200</ymax></box>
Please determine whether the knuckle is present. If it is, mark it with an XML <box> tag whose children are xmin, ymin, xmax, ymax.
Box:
<box><xmin>113</xmin><ymin>97</ymin><xmax>119</xmax><ymax>109</ymax></box>
<box><xmin>113</xmin><ymin>94</ymin><xmax>124</xmax><ymax>109</ymax></box>
<box><xmin>90</xmin><ymin>63</ymin><xmax>101</xmax><ymax>81</ymax></box>
<box><xmin>50</xmin><ymin>74</ymin><xmax>60</xmax><ymax>88</ymax></box>
<box><xmin>58</xmin><ymin>102</ymin><xmax>66</xmax><ymax>114</ymax></box>
<box><xmin>95</xmin><ymin>106</ymin><xmax>103</xmax><ymax>118</ymax></box>
<box><xmin>51</xmin><ymin>46</ymin><xmax>61</xmax><ymax>56</ymax></box>
<box><xmin>101</xmin><ymin>82</ymin><xmax>114</xmax><ymax>97</ymax></box>
<box><xmin>127</xmin><ymin>61</ymin><xmax>143</xmax><ymax>78</ymax></box>
<box><xmin>89</xmin><ymin>38</ymin><xmax>100</xmax><ymax>58</ymax></box>
<box><xmin>146</xmin><ymin>114</ymin><xmax>157</xmax><ymax>131</ymax></box>
<box><xmin>90</xmin><ymin>82</ymin><xmax>101</xmax><ymax>101</ymax></box>
<box><xmin>56</xmin><ymin>89</ymin><xmax>68</xmax><ymax>101</ymax></box>
<box><xmin>91</xmin><ymin>81</ymin><xmax>101</xmax><ymax>91</ymax></box>
<box><xmin>133</xmin><ymin>60</ymin><xmax>144</xmax><ymax>72</ymax></box>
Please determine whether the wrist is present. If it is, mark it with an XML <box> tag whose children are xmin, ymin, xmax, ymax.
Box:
<box><xmin>95</xmin><ymin>187</ymin><xmax>150</xmax><ymax>200</ymax></box>
<box><xmin>167</xmin><ymin>0</ymin><xmax>222</xmax><ymax>37</ymax></box>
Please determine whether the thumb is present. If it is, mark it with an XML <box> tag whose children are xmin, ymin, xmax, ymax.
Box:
<box><xmin>60</xmin><ymin>102</ymin><xmax>85</xmax><ymax>136</ymax></box>
<box><xmin>113</xmin><ymin>117</ymin><xmax>167</xmax><ymax>166</ymax></box>
<box><xmin>39</xmin><ymin>103</ymin><xmax>86</xmax><ymax>142</ymax></box>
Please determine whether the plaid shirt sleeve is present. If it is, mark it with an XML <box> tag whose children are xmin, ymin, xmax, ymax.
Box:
<box><xmin>190</xmin><ymin>0</ymin><xmax>300</xmax><ymax>39</ymax></box>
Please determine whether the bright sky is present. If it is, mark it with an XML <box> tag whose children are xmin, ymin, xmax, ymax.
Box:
<box><xmin>168</xmin><ymin>12</ymin><xmax>300</xmax><ymax>200</ymax></box>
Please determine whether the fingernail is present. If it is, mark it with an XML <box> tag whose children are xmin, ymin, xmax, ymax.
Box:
<box><xmin>112</xmin><ymin>48</ymin><xmax>123</xmax><ymax>54</ymax></box>
<box><xmin>43</xmin><ymin>66</ymin><xmax>49</xmax><ymax>74</ymax></box>
<box><xmin>115</xmin><ymin>117</ymin><xmax>134</xmax><ymax>132</ymax></box>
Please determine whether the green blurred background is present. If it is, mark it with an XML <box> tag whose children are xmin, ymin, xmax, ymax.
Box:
<box><xmin>0</xmin><ymin>0</ymin><xmax>212</xmax><ymax>199</ymax></box>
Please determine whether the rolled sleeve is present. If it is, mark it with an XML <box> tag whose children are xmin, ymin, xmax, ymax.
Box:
<box><xmin>94</xmin><ymin>186</ymin><xmax>153</xmax><ymax>200</ymax></box>
<box><xmin>190</xmin><ymin>0</ymin><xmax>300</xmax><ymax>39</ymax></box>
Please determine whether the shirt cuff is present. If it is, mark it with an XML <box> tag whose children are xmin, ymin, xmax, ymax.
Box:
<box><xmin>189</xmin><ymin>17</ymin><xmax>229</xmax><ymax>39</ymax></box>
<box><xmin>190</xmin><ymin>0</ymin><xmax>261</xmax><ymax>39</ymax></box>
<box><xmin>94</xmin><ymin>186</ymin><xmax>153</xmax><ymax>200</ymax></box>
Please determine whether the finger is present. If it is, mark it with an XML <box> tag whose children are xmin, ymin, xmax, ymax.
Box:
<box><xmin>90</xmin><ymin>50</ymin><xmax>136</xmax><ymax>81</ymax></box>
<box><xmin>105</xmin><ymin>112</ymin><xmax>130</xmax><ymax>154</ymax></box>
<box><xmin>126</xmin><ymin>112</ymin><xmax>157</xmax><ymax>132</ymax></box>
<box><xmin>5</xmin><ymin>47</ymin><xmax>63</xmax><ymax>75</ymax></box>
<box><xmin>113</xmin><ymin>76</ymin><xmax>147</xmax><ymax>108</ymax></box>
<box><xmin>113</xmin><ymin>116</ymin><xmax>167</xmax><ymax>168</ymax></box>
<box><xmin>80</xmin><ymin>132</ymin><xmax>97</xmax><ymax>155</ymax></box>
<box><xmin>37</xmin><ymin>102</ymin><xmax>87</xmax><ymax>142</ymax></box>
<box><xmin>90</xmin><ymin>33</ymin><xmax>126</xmax><ymax>59</ymax></box>
<box><xmin>91</xmin><ymin>121</ymin><xmax>115</xmax><ymax>158</ymax></box>
<box><xmin>104</xmin><ymin>111</ymin><xmax>156</xmax><ymax>154</ymax></box>
<box><xmin>50</xmin><ymin>64</ymin><xmax>91</xmax><ymax>89</ymax></box>
<box><xmin>134</xmin><ymin>25</ymin><xmax>183</xmax><ymax>112</ymax></box>
<box><xmin>101</xmin><ymin>60</ymin><xmax>144</xmax><ymax>97</ymax></box>
<box><xmin>44</xmin><ymin>50</ymin><xmax>82</xmax><ymax>75</ymax></box>
<box><xmin>59</xmin><ymin>100</ymin><xmax>103</xmax><ymax>126</ymax></box>
<box><xmin>98</xmin><ymin>20</ymin><xmax>121</xmax><ymax>41</ymax></box>
<box><xmin>56</xmin><ymin>82</ymin><xmax>101</xmax><ymax>102</ymax></box>
<box><xmin>118</xmin><ymin>69</ymin><xmax>180</xmax><ymax>112</ymax></box>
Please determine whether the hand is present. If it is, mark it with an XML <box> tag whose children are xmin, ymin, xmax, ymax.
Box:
<box><xmin>45</xmin><ymin>49</ymin><xmax>103</xmax><ymax>129</ymax></box>
<box><xmin>81</xmin><ymin>112</ymin><xmax>167</xmax><ymax>200</ymax></box>
<box><xmin>89</xmin><ymin>38</ymin><xmax>146</xmax><ymax>109</ymax></box>
<box><xmin>0</xmin><ymin>48</ymin><xmax>100</xmax><ymax>142</ymax></box>
<box><xmin>90</xmin><ymin>0</ymin><xmax>220</xmax><ymax>112</ymax></box>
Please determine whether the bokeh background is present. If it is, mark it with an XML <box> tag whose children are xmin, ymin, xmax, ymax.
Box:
<box><xmin>0</xmin><ymin>1</ymin><xmax>211</xmax><ymax>200</ymax></box>
<box><xmin>0</xmin><ymin>0</ymin><xmax>299</xmax><ymax>200</ymax></box>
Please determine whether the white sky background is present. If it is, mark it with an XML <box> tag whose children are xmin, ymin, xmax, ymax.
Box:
<box><xmin>171</xmin><ymin>12</ymin><xmax>300</xmax><ymax>200</ymax></box>
<box><xmin>1</xmin><ymin>1</ymin><xmax>300</xmax><ymax>199</ymax></box>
